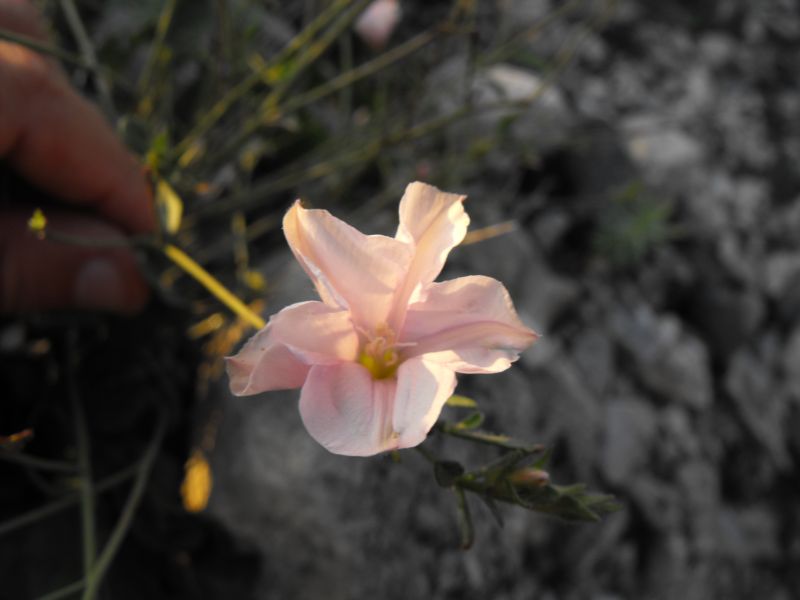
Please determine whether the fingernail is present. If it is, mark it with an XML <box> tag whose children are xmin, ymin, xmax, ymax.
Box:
<box><xmin>73</xmin><ymin>258</ymin><xmax>131</xmax><ymax>313</ymax></box>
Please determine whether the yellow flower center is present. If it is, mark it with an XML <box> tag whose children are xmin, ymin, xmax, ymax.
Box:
<box><xmin>358</xmin><ymin>323</ymin><xmax>401</xmax><ymax>380</ymax></box>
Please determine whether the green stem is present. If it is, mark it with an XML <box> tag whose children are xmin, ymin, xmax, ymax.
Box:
<box><xmin>287</xmin><ymin>28</ymin><xmax>436</xmax><ymax>115</ymax></box>
<box><xmin>36</xmin><ymin>579</ymin><xmax>85</xmax><ymax>600</ymax></box>
<box><xmin>453</xmin><ymin>486</ymin><xmax>473</xmax><ymax>550</ymax></box>
<box><xmin>68</xmin><ymin>331</ymin><xmax>96</xmax><ymax>578</ymax></box>
<box><xmin>481</xmin><ymin>0</ymin><xmax>582</xmax><ymax>66</ymax></box>
<box><xmin>205</xmin><ymin>0</ymin><xmax>374</xmax><ymax>165</ymax></box>
<box><xmin>436</xmin><ymin>423</ymin><xmax>543</xmax><ymax>452</ymax></box>
<box><xmin>413</xmin><ymin>445</ymin><xmax>437</xmax><ymax>464</ymax></box>
<box><xmin>0</xmin><ymin>27</ymin><xmax>130</xmax><ymax>92</ymax></box>
<box><xmin>81</xmin><ymin>409</ymin><xmax>167</xmax><ymax>600</ymax></box>
<box><xmin>184</xmin><ymin>0</ymin><xmax>611</xmax><ymax>225</ymax></box>
<box><xmin>137</xmin><ymin>0</ymin><xmax>178</xmax><ymax>95</ymax></box>
<box><xmin>170</xmin><ymin>0</ymin><xmax>354</xmax><ymax>160</ymax></box>
<box><xmin>0</xmin><ymin>450</ymin><xmax>77</xmax><ymax>473</ymax></box>
<box><xmin>0</xmin><ymin>26</ymin><xmax>86</xmax><ymax>68</ymax></box>
<box><xmin>60</xmin><ymin>0</ymin><xmax>115</xmax><ymax>118</ymax></box>
<box><xmin>0</xmin><ymin>465</ymin><xmax>137</xmax><ymax>538</ymax></box>
<box><xmin>255</xmin><ymin>0</ymin><xmax>373</xmax><ymax>108</ymax></box>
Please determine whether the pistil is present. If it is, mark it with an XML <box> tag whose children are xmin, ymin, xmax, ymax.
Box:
<box><xmin>357</xmin><ymin>323</ymin><xmax>406</xmax><ymax>379</ymax></box>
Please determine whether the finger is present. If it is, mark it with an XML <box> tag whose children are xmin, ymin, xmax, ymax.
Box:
<box><xmin>0</xmin><ymin>208</ymin><xmax>149</xmax><ymax>314</ymax></box>
<box><xmin>0</xmin><ymin>0</ymin><xmax>50</xmax><ymax>41</ymax></box>
<box><xmin>0</xmin><ymin>5</ymin><xmax>155</xmax><ymax>235</ymax></box>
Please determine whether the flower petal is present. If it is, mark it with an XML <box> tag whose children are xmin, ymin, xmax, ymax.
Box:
<box><xmin>392</xmin><ymin>357</ymin><xmax>457</xmax><ymax>449</ymax></box>
<box><xmin>388</xmin><ymin>182</ymin><xmax>469</xmax><ymax>329</ymax></box>
<box><xmin>226</xmin><ymin>301</ymin><xmax>358</xmax><ymax>396</ymax></box>
<box><xmin>299</xmin><ymin>363</ymin><xmax>399</xmax><ymax>456</ymax></box>
<box><xmin>401</xmin><ymin>275</ymin><xmax>537</xmax><ymax>373</ymax></box>
<box><xmin>283</xmin><ymin>201</ymin><xmax>412</xmax><ymax>329</ymax></box>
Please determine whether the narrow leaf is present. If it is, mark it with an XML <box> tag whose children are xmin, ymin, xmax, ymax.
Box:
<box><xmin>446</xmin><ymin>394</ymin><xmax>477</xmax><ymax>408</ymax></box>
<box><xmin>454</xmin><ymin>411</ymin><xmax>484</xmax><ymax>431</ymax></box>
<box><xmin>453</xmin><ymin>486</ymin><xmax>474</xmax><ymax>550</ymax></box>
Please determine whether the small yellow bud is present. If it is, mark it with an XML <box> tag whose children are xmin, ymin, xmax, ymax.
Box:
<box><xmin>28</xmin><ymin>209</ymin><xmax>47</xmax><ymax>238</ymax></box>
<box><xmin>181</xmin><ymin>449</ymin><xmax>213</xmax><ymax>513</ymax></box>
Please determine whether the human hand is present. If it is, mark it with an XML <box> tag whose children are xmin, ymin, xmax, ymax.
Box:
<box><xmin>0</xmin><ymin>0</ymin><xmax>154</xmax><ymax>314</ymax></box>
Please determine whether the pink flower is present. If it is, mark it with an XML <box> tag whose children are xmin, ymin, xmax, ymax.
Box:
<box><xmin>354</xmin><ymin>0</ymin><xmax>401</xmax><ymax>51</ymax></box>
<box><xmin>226</xmin><ymin>182</ymin><xmax>537</xmax><ymax>456</ymax></box>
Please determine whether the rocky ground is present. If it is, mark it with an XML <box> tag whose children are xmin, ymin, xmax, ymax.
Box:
<box><xmin>209</xmin><ymin>1</ymin><xmax>800</xmax><ymax>599</ymax></box>
<box><xmin>2</xmin><ymin>0</ymin><xmax>799</xmax><ymax>598</ymax></box>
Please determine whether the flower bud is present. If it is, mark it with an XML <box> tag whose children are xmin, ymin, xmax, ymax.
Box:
<box><xmin>509</xmin><ymin>467</ymin><xmax>550</xmax><ymax>488</ymax></box>
<box><xmin>355</xmin><ymin>0</ymin><xmax>401</xmax><ymax>51</ymax></box>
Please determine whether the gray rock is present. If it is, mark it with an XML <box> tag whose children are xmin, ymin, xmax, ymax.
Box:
<box><xmin>600</xmin><ymin>397</ymin><xmax>657</xmax><ymax>484</ymax></box>
<box><xmin>729</xmin><ymin>177</ymin><xmax>769</xmax><ymax>230</ymax></box>
<box><xmin>623</xmin><ymin>118</ymin><xmax>705</xmax><ymax>176</ymax></box>
<box><xmin>474</xmin><ymin>64</ymin><xmax>572</xmax><ymax>153</ymax></box>
<box><xmin>716</xmin><ymin>85</ymin><xmax>775</xmax><ymax>169</ymax></box>
<box><xmin>716</xmin><ymin>507</ymin><xmax>780</xmax><ymax>562</ymax></box>
<box><xmin>658</xmin><ymin>405</ymin><xmax>701</xmax><ymax>464</ymax></box>
<box><xmin>629</xmin><ymin>476</ymin><xmax>682</xmax><ymax>532</ymax></box>
<box><xmin>763</xmin><ymin>252</ymin><xmax>800</xmax><ymax>299</ymax></box>
<box><xmin>784</xmin><ymin>326</ymin><xmax>800</xmax><ymax>388</ymax></box>
<box><xmin>497</xmin><ymin>0</ymin><xmax>552</xmax><ymax>29</ymax></box>
<box><xmin>642</xmin><ymin>533</ymin><xmax>690</xmax><ymax>600</ymax></box>
<box><xmin>685</xmin><ymin>171</ymin><xmax>769</xmax><ymax>235</ymax></box>
<box><xmin>532</xmin><ymin>208</ymin><xmax>571</xmax><ymax>253</ymax></box>
<box><xmin>717</xmin><ymin>233</ymin><xmax>763</xmax><ymax>286</ymax></box>
<box><xmin>610</xmin><ymin>304</ymin><xmax>713</xmax><ymax>410</ymax></box>
<box><xmin>766</xmin><ymin>196</ymin><xmax>800</xmax><ymax>242</ymax></box>
<box><xmin>689</xmin><ymin>284</ymin><xmax>765</xmax><ymax>360</ymax></box>
<box><xmin>575</xmin><ymin>75</ymin><xmax>614</xmax><ymax>120</ymax></box>
<box><xmin>724</xmin><ymin>348</ymin><xmax>791</xmax><ymax>469</ymax></box>
<box><xmin>699</xmin><ymin>33</ymin><xmax>736</xmax><ymax>67</ymax></box>
<box><xmin>454</xmin><ymin>228</ymin><xmax>579</xmax><ymax>332</ymax></box>
<box><xmin>678</xmin><ymin>461</ymin><xmax>720</xmax><ymax>556</ymax></box>
<box><xmin>527</xmin><ymin>357</ymin><xmax>601</xmax><ymax>480</ymax></box>
<box><xmin>571</xmin><ymin>326</ymin><xmax>615</xmax><ymax>395</ymax></box>
<box><xmin>421</xmin><ymin>57</ymin><xmax>572</xmax><ymax>168</ymax></box>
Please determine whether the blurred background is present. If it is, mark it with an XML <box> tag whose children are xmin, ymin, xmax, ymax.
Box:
<box><xmin>1</xmin><ymin>0</ymin><xmax>799</xmax><ymax>598</ymax></box>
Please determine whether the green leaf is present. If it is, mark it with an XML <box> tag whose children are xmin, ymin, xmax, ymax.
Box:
<box><xmin>508</xmin><ymin>482</ymin><xmax>621</xmax><ymax>522</ymax></box>
<box><xmin>532</xmin><ymin>447</ymin><xmax>552</xmax><ymax>470</ymax></box>
<box><xmin>477</xmin><ymin>494</ymin><xmax>505</xmax><ymax>528</ymax></box>
<box><xmin>446</xmin><ymin>395</ymin><xmax>477</xmax><ymax>408</ymax></box>
<box><xmin>453</xmin><ymin>486</ymin><xmax>474</xmax><ymax>550</ymax></box>
<box><xmin>454</xmin><ymin>412</ymin><xmax>484</xmax><ymax>431</ymax></box>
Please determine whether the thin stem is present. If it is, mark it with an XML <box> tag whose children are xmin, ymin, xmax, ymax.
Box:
<box><xmin>436</xmin><ymin>422</ymin><xmax>544</xmax><ymax>452</ymax></box>
<box><xmin>0</xmin><ymin>450</ymin><xmax>77</xmax><ymax>474</ymax></box>
<box><xmin>0</xmin><ymin>464</ymin><xmax>138</xmax><ymax>538</ymax></box>
<box><xmin>137</xmin><ymin>0</ymin><xmax>178</xmax><ymax>95</ymax></box>
<box><xmin>36</xmin><ymin>579</ymin><xmax>85</xmax><ymax>600</ymax></box>
<box><xmin>453</xmin><ymin>486</ymin><xmax>474</xmax><ymax>550</ymax></box>
<box><xmin>68</xmin><ymin>331</ymin><xmax>96</xmax><ymax>578</ymax></box>
<box><xmin>0</xmin><ymin>24</ymin><xmax>129</xmax><ymax>94</ymax></box>
<box><xmin>163</xmin><ymin>244</ymin><xmax>266</xmax><ymax>329</ymax></box>
<box><xmin>0</xmin><ymin>26</ymin><xmax>87</xmax><ymax>69</ymax></box>
<box><xmin>286</xmin><ymin>28</ymin><xmax>436</xmax><ymax>116</ymax></box>
<box><xmin>183</xmin><ymin>136</ymin><xmax>382</xmax><ymax>223</ymax></box>
<box><xmin>205</xmin><ymin>0</ymin><xmax>374</xmax><ymax>164</ymax></box>
<box><xmin>414</xmin><ymin>445</ymin><xmax>437</xmax><ymax>464</ymax></box>
<box><xmin>256</xmin><ymin>0</ymin><xmax>373</xmax><ymax>108</ymax></box>
<box><xmin>40</xmin><ymin>228</ymin><xmax>153</xmax><ymax>249</ymax></box>
<box><xmin>170</xmin><ymin>0</ymin><xmax>354</xmax><ymax>161</ymax></box>
<box><xmin>481</xmin><ymin>0</ymin><xmax>582</xmax><ymax>66</ymax></box>
<box><xmin>60</xmin><ymin>0</ymin><xmax>115</xmax><ymax>118</ymax></box>
<box><xmin>81</xmin><ymin>409</ymin><xmax>168</xmax><ymax>600</ymax></box>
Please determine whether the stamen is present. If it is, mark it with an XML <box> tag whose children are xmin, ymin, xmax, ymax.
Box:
<box><xmin>357</xmin><ymin>324</ymin><xmax>406</xmax><ymax>379</ymax></box>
